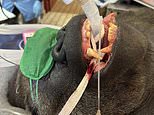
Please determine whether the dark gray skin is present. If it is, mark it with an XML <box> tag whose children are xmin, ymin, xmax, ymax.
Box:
<box><xmin>7</xmin><ymin>7</ymin><xmax>154</xmax><ymax>115</ymax></box>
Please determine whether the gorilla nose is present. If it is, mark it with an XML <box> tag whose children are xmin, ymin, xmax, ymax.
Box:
<box><xmin>52</xmin><ymin>29</ymin><xmax>66</xmax><ymax>62</ymax></box>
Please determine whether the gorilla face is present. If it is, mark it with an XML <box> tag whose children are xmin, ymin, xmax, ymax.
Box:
<box><xmin>8</xmin><ymin>8</ymin><xmax>154</xmax><ymax>115</ymax></box>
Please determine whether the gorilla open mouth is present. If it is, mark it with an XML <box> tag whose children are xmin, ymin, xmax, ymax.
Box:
<box><xmin>81</xmin><ymin>13</ymin><xmax>118</xmax><ymax>73</ymax></box>
<box><xmin>51</xmin><ymin>13</ymin><xmax>119</xmax><ymax>84</ymax></box>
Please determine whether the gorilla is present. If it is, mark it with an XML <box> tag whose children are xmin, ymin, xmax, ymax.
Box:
<box><xmin>7</xmin><ymin>7</ymin><xmax>154</xmax><ymax>115</ymax></box>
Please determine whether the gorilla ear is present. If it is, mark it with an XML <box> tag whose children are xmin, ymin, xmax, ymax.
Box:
<box><xmin>52</xmin><ymin>29</ymin><xmax>66</xmax><ymax>63</ymax></box>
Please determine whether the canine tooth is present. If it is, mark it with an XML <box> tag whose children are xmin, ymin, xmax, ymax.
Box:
<box><xmin>87</xmin><ymin>48</ymin><xmax>101</xmax><ymax>59</ymax></box>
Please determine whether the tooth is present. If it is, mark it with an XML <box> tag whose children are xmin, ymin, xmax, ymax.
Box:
<box><xmin>85</xmin><ymin>23</ymin><xmax>91</xmax><ymax>31</ymax></box>
<box><xmin>108</xmin><ymin>23</ymin><xmax>117</xmax><ymax>43</ymax></box>
<box><xmin>87</xmin><ymin>48</ymin><xmax>102</xmax><ymax>59</ymax></box>
<box><xmin>86</xmin><ymin>31</ymin><xmax>91</xmax><ymax>39</ymax></box>
<box><xmin>109</xmin><ymin>23</ymin><xmax>117</xmax><ymax>29</ymax></box>
<box><xmin>85</xmin><ymin>19</ymin><xmax>90</xmax><ymax>24</ymax></box>
<box><xmin>100</xmin><ymin>45</ymin><xmax>112</xmax><ymax>53</ymax></box>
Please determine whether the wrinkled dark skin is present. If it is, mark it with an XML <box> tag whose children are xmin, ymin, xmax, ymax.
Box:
<box><xmin>7</xmin><ymin>7</ymin><xmax>154</xmax><ymax>115</ymax></box>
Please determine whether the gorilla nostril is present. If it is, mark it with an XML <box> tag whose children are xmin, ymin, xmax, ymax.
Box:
<box><xmin>52</xmin><ymin>30</ymin><xmax>66</xmax><ymax>62</ymax></box>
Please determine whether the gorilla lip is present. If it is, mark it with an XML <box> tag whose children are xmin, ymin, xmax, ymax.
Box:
<box><xmin>81</xmin><ymin>13</ymin><xmax>117</xmax><ymax>73</ymax></box>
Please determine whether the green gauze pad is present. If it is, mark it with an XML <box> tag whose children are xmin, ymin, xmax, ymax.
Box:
<box><xmin>20</xmin><ymin>27</ymin><xmax>58</xmax><ymax>102</ymax></box>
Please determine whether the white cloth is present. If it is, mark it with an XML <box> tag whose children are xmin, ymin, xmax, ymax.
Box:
<box><xmin>0</xmin><ymin>8</ymin><xmax>15</xmax><ymax>21</ymax></box>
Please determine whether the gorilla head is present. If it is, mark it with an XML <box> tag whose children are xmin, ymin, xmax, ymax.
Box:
<box><xmin>8</xmin><ymin>8</ymin><xmax>154</xmax><ymax>115</ymax></box>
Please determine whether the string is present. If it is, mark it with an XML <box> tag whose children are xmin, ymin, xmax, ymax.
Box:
<box><xmin>97</xmin><ymin>25</ymin><xmax>101</xmax><ymax>112</ymax></box>
<box><xmin>35</xmin><ymin>80</ymin><xmax>39</xmax><ymax>103</ymax></box>
<box><xmin>96</xmin><ymin>17</ymin><xmax>103</xmax><ymax>115</ymax></box>
<box><xmin>29</xmin><ymin>79</ymin><xmax>34</xmax><ymax>101</ymax></box>
<box><xmin>29</xmin><ymin>79</ymin><xmax>39</xmax><ymax>105</ymax></box>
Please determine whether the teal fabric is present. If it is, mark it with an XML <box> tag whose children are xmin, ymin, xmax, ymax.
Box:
<box><xmin>20</xmin><ymin>27</ymin><xmax>58</xmax><ymax>80</ymax></box>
